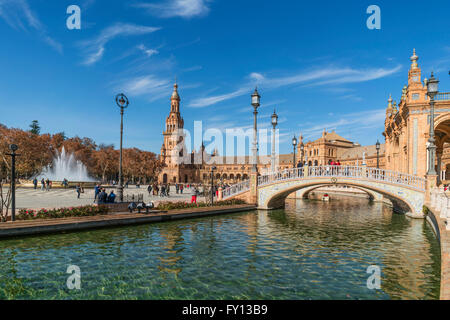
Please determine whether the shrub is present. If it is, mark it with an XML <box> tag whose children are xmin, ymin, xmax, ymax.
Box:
<box><xmin>156</xmin><ymin>199</ymin><xmax>247</xmax><ymax>211</ymax></box>
<box><xmin>17</xmin><ymin>205</ymin><xmax>109</xmax><ymax>220</ymax></box>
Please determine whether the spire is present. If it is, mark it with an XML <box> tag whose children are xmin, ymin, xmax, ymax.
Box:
<box><xmin>410</xmin><ymin>48</ymin><xmax>419</xmax><ymax>69</ymax></box>
<box><xmin>401</xmin><ymin>85</ymin><xmax>407</xmax><ymax>100</ymax></box>
<box><xmin>392</xmin><ymin>100</ymin><xmax>398</xmax><ymax>113</ymax></box>
<box><xmin>171</xmin><ymin>82</ymin><xmax>180</xmax><ymax>101</ymax></box>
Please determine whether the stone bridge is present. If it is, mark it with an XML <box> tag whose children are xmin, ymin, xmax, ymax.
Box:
<box><xmin>221</xmin><ymin>165</ymin><xmax>428</xmax><ymax>218</ymax></box>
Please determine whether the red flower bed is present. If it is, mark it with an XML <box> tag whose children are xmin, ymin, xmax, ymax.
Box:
<box><xmin>17</xmin><ymin>205</ymin><xmax>109</xmax><ymax>220</ymax></box>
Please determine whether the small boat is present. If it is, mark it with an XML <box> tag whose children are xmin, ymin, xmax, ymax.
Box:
<box><xmin>322</xmin><ymin>194</ymin><xmax>330</xmax><ymax>201</ymax></box>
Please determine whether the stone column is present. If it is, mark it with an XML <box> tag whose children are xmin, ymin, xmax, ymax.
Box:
<box><xmin>249</xmin><ymin>172</ymin><xmax>258</xmax><ymax>205</ymax></box>
<box><xmin>218</xmin><ymin>187</ymin><xmax>223</xmax><ymax>201</ymax></box>
<box><xmin>426</xmin><ymin>174</ymin><xmax>438</xmax><ymax>203</ymax></box>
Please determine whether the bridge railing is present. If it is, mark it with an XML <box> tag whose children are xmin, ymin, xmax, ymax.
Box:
<box><xmin>257</xmin><ymin>165</ymin><xmax>426</xmax><ymax>191</ymax></box>
<box><xmin>436</xmin><ymin>92</ymin><xmax>450</xmax><ymax>101</ymax></box>
<box><xmin>222</xmin><ymin>179</ymin><xmax>250</xmax><ymax>199</ymax></box>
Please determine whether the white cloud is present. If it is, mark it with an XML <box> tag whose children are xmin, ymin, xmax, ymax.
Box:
<box><xmin>137</xmin><ymin>44</ymin><xmax>159</xmax><ymax>57</ymax></box>
<box><xmin>300</xmin><ymin>109</ymin><xmax>385</xmax><ymax>142</ymax></box>
<box><xmin>116</xmin><ymin>75</ymin><xmax>171</xmax><ymax>101</ymax></box>
<box><xmin>190</xmin><ymin>87</ymin><xmax>249</xmax><ymax>108</ymax></box>
<box><xmin>188</xmin><ymin>65</ymin><xmax>402</xmax><ymax>108</ymax></box>
<box><xmin>80</xmin><ymin>23</ymin><xmax>160</xmax><ymax>65</ymax></box>
<box><xmin>134</xmin><ymin>0</ymin><xmax>211</xmax><ymax>18</ymax></box>
<box><xmin>0</xmin><ymin>0</ymin><xmax>62</xmax><ymax>53</ymax></box>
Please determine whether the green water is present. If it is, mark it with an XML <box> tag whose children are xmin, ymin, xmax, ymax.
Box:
<box><xmin>0</xmin><ymin>198</ymin><xmax>441</xmax><ymax>299</ymax></box>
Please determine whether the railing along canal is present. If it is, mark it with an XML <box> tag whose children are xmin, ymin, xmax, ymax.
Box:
<box><xmin>257</xmin><ymin>166</ymin><xmax>426</xmax><ymax>191</ymax></box>
<box><xmin>436</xmin><ymin>92</ymin><xmax>450</xmax><ymax>101</ymax></box>
<box><xmin>222</xmin><ymin>180</ymin><xmax>250</xmax><ymax>199</ymax></box>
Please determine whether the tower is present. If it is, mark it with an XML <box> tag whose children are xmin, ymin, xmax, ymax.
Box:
<box><xmin>159</xmin><ymin>82</ymin><xmax>186</xmax><ymax>184</ymax></box>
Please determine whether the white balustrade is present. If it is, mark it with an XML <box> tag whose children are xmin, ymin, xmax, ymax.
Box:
<box><xmin>257</xmin><ymin>165</ymin><xmax>426</xmax><ymax>191</ymax></box>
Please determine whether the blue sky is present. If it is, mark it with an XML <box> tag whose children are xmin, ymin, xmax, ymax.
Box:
<box><xmin>1</xmin><ymin>0</ymin><xmax>450</xmax><ymax>155</ymax></box>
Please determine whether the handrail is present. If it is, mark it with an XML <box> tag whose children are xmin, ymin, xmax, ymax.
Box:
<box><xmin>222</xmin><ymin>179</ymin><xmax>250</xmax><ymax>199</ymax></box>
<box><xmin>436</xmin><ymin>92</ymin><xmax>450</xmax><ymax>101</ymax></box>
<box><xmin>257</xmin><ymin>165</ymin><xmax>426</xmax><ymax>191</ymax></box>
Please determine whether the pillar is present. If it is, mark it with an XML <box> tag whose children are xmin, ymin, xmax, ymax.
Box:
<box><xmin>426</xmin><ymin>174</ymin><xmax>438</xmax><ymax>203</ymax></box>
<box><xmin>249</xmin><ymin>172</ymin><xmax>258</xmax><ymax>205</ymax></box>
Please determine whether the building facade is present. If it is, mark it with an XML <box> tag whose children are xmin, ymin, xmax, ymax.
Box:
<box><xmin>383</xmin><ymin>50</ymin><xmax>450</xmax><ymax>182</ymax></box>
<box><xmin>158</xmin><ymin>84</ymin><xmax>386</xmax><ymax>185</ymax></box>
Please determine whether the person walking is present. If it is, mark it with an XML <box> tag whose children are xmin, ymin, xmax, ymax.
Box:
<box><xmin>147</xmin><ymin>185</ymin><xmax>152</xmax><ymax>196</ymax></box>
<box><xmin>33</xmin><ymin>178</ymin><xmax>38</xmax><ymax>189</ymax></box>
<box><xmin>180</xmin><ymin>184</ymin><xmax>184</xmax><ymax>194</ymax></box>
<box><xmin>175</xmin><ymin>183</ymin><xmax>179</xmax><ymax>194</ymax></box>
<box><xmin>76</xmin><ymin>184</ymin><xmax>81</xmax><ymax>199</ymax></box>
<box><xmin>41</xmin><ymin>178</ymin><xmax>45</xmax><ymax>191</ymax></box>
<box><xmin>46</xmin><ymin>178</ymin><xmax>50</xmax><ymax>191</ymax></box>
<box><xmin>94</xmin><ymin>184</ymin><xmax>100</xmax><ymax>202</ymax></box>
<box><xmin>191</xmin><ymin>187</ymin><xmax>198</xmax><ymax>204</ymax></box>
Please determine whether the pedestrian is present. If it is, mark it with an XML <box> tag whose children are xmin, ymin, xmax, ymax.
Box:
<box><xmin>191</xmin><ymin>188</ymin><xmax>199</xmax><ymax>204</ymax></box>
<box><xmin>76</xmin><ymin>184</ymin><xmax>81</xmax><ymax>199</ymax></box>
<box><xmin>94</xmin><ymin>184</ymin><xmax>100</xmax><ymax>202</ymax></box>
<box><xmin>46</xmin><ymin>178</ymin><xmax>50</xmax><ymax>191</ymax></box>
<box><xmin>41</xmin><ymin>178</ymin><xmax>45</xmax><ymax>191</ymax></box>
<box><xmin>175</xmin><ymin>183</ymin><xmax>179</xmax><ymax>194</ymax></box>
<box><xmin>180</xmin><ymin>184</ymin><xmax>184</xmax><ymax>194</ymax></box>
<box><xmin>147</xmin><ymin>184</ymin><xmax>152</xmax><ymax>195</ymax></box>
<box><xmin>107</xmin><ymin>190</ymin><xmax>116</xmax><ymax>203</ymax></box>
<box><xmin>33</xmin><ymin>178</ymin><xmax>38</xmax><ymax>189</ymax></box>
<box><xmin>98</xmin><ymin>188</ymin><xmax>108</xmax><ymax>204</ymax></box>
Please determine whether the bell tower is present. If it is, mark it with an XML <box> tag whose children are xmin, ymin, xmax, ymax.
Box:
<box><xmin>161</xmin><ymin>82</ymin><xmax>185</xmax><ymax>167</ymax></box>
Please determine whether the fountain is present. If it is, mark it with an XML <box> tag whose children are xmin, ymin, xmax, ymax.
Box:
<box><xmin>36</xmin><ymin>147</ymin><xmax>95</xmax><ymax>182</ymax></box>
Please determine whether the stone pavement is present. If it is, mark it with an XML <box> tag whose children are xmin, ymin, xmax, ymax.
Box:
<box><xmin>10</xmin><ymin>185</ymin><xmax>204</xmax><ymax>210</ymax></box>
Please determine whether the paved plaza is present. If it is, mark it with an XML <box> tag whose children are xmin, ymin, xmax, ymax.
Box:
<box><xmin>9</xmin><ymin>186</ymin><xmax>203</xmax><ymax>210</ymax></box>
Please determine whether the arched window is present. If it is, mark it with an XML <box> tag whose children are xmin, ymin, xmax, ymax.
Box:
<box><xmin>163</xmin><ymin>173</ymin><xmax>168</xmax><ymax>183</ymax></box>
<box><xmin>314</xmin><ymin>160</ymin><xmax>318</xmax><ymax>166</ymax></box>
<box><xmin>236</xmin><ymin>174</ymin><xmax>241</xmax><ymax>180</ymax></box>
<box><xmin>222</xmin><ymin>174</ymin><xmax>228</xmax><ymax>180</ymax></box>
<box><xmin>243</xmin><ymin>174</ymin><xmax>248</xmax><ymax>180</ymax></box>
<box><xmin>184</xmin><ymin>174</ymin><xmax>188</xmax><ymax>183</ymax></box>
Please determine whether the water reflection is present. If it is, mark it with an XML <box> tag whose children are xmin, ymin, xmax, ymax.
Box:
<box><xmin>0</xmin><ymin>197</ymin><xmax>441</xmax><ymax>300</ymax></box>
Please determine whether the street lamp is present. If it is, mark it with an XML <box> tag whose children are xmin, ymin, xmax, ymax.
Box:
<box><xmin>6</xmin><ymin>144</ymin><xmax>19</xmax><ymax>222</ymax></box>
<box><xmin>292</xmin><ymin>136</ymin><xmax>297</xmax><ymax>168</ymax></box>
<box><xmin>375</xmin><ymin>140</ymin><xmax>380</xmax><ymax>169</ymax></box>
<box><xmin>300</xmin><ymin>144</ymin><xmax>305</xmax><ymax>164</ymax></box>
<box><xmin>115</xmin><ymin>93</ymin><xmax>129</xmax><ymax>202</ymax></box>
<box><xmin>271</xmin><ymin>109</ymin><xmax>278</xmax><ymax>173</ymax></box>
<box><xmin>251</xmin><ymin>88</ymin><xmax>260</xmax><ymax>172</ymax></box>
<box><xmin>210</xmin><ymin>166</ymin><xmax>217</xmax><ymax>205</ymax></box>
<box><xmin>426</xmin><ymin>72</ymin><xmax>439</xmax><ymax>176</ymax></box>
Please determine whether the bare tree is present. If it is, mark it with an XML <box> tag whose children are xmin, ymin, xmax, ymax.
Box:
<box><xmin>0</xmin><ymin>175</ymin><xmax>12</xmax><ymax>222</ymax></box>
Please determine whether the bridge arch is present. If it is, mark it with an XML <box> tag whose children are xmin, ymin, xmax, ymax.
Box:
<box><xmin>260</xmin><ymin>180</ymin><xmax>420</xmax><ymax>217</ymax></box>
<box><xmin>294</xmin><ymin>184</ymin><xmax>384</xmax><ymax>202</ymax></box>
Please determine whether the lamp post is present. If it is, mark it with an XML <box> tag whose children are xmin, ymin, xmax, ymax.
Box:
<box><xmin>426</xmin><ymin>72</ymin><xmax>439</xmax><ymax>176</ymax></box>
<box><xmin>251</xmin><ymin>88</ymin><xmax>260</xmax><ymax>173</ymax></box>
<box><xmin>271</xmin><ymin>109</ymin><xmax>278</xmax><ymax>173</ymax></box>
<box><xmin>300</xmin><ymin>144</ymin><xmax>304</xmax><ymax>165</ymax></box>
<box><xmin>292</xmin><ymin>136</ymin><xmax>297</xmax><ymax>168</ymax></box>
<box><xmin>376</xmin><ymin>140</ymin><xmax>380</xmax><ymax>169</ymax></box>
<box><xmin>210</xmin><ymin>166</ymin><xmax>216</xmax><ymax>205</ymax></box>
<box><xmin>115</xmin><ymin>93</ymin><xmax>129</xmax><ymax>202</ymax></box>
<box><xmin>6</xmin><ymin>144</ymin><xmax>19</xmax><ymax>222</ymax></box>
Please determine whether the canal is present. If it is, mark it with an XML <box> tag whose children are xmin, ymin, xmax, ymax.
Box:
<box><xmin>0</xmin><ymin>197</ymin><xmax>441</xmax><ymax>299</ymax></box>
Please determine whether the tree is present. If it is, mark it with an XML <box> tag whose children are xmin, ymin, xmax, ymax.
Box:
<box><xmin>29</xmin><ymin>120</ymin><xmax>41</xmax><ymax>135</ymax></box>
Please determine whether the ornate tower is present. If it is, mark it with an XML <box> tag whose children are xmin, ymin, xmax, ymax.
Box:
<box><xmin>162</xmin><ymin>83</ymin><xmax>185</xmax><ymax>167</ymax></box>
<box><xmin>158</xmin><ymin>82</ymin><xmax>187</xmax><ymax>184</ymax></box>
